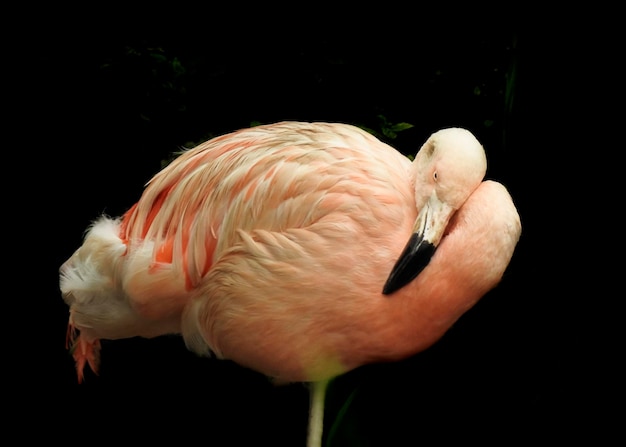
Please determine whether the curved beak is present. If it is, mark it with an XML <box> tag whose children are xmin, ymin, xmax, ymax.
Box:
<box><xmin>382</xmin><ymin>193</ymin><xmax>455</xmax><ymax>295</ymax></box>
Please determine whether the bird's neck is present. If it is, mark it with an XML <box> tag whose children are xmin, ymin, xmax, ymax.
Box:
<box><xmin>384</xmin><ymin>261</ymin><xmax>487</xmax><ymax>359</ymax></box>
<box><xmin>369</xmin><ymin>181</ymin><xmax>521</xmax><ymax>363</ymax></box>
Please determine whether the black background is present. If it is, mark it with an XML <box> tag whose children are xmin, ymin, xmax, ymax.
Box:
<box><xmin>14</xmin><ymin>6</ymin><xmax>615</xmax><ymax>446</ymax></box>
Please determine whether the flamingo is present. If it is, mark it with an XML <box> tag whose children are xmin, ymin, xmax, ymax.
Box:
<box><xmin>59</xmin><ymin>121</ymin><xmax>521</xmax><ymax>446</ymax></box>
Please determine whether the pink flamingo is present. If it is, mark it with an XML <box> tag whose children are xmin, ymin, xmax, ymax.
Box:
<box><xmin>60</xmin><ymin>121</ymin><xmax>521</xmax><ymax>446</ymax></box>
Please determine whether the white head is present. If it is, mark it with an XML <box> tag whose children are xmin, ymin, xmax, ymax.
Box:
<box><xmin>383</xmin><ymin>128</ymin><xmax>487</xmax><ymax>294</ymax></box>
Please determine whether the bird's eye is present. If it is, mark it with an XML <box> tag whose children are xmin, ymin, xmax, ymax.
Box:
<box><xmin>433</xmin><ymin>171</ymin><xmax>438</xmax><ymax>181</ymax></box>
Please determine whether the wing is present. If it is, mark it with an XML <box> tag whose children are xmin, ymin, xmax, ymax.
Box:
<box><xmin>120</xmin><ymin>122</ymin><xmax>413</xmax><ymax>320</ymax></box>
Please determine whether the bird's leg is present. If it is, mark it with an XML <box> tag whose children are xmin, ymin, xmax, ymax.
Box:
<box><xmin>307</xmin><ymin>379</ymin><xmax>330</xmax><ymax>447</ymax></box>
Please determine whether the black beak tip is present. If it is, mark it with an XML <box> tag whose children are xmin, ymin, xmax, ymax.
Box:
<box><xmin>382</xmin><ymin>281</ymin><xmax>398</xmax><ymax>296</ymax></box>
<box><xmin>382</xmin><ymin>236</ymin><xmax>436</xmax><ymax>295</ymax></box>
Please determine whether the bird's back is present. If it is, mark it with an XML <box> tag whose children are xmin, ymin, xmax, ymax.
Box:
<box><xmin>121</xmin><ymin>121</ymin><xmax>413</xmax><ymax>294</ymax></box>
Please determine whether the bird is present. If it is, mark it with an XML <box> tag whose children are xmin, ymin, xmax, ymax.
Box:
<box><xmin>59</xmin><ymin>121</ymin><xmax>521</xmax><ymax>447</ymax></box>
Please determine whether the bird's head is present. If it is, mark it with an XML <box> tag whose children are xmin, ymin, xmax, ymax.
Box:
<box><xmin>383</xmin><ymin>128</ymin><xmax>487</xmax><ymax>294</ymax></box>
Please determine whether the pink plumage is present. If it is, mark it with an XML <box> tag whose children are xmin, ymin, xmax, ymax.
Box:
<box><xmin>59</xmin><ymin>121</ymin><xmax>521</xmax><ymax>446</ymax></box>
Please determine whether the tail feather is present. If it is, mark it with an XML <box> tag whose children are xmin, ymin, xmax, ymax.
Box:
<box><xmin>60</xmin><ymin>215</ymin><xmax>184</xmax><ymax>350</ymax></box>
